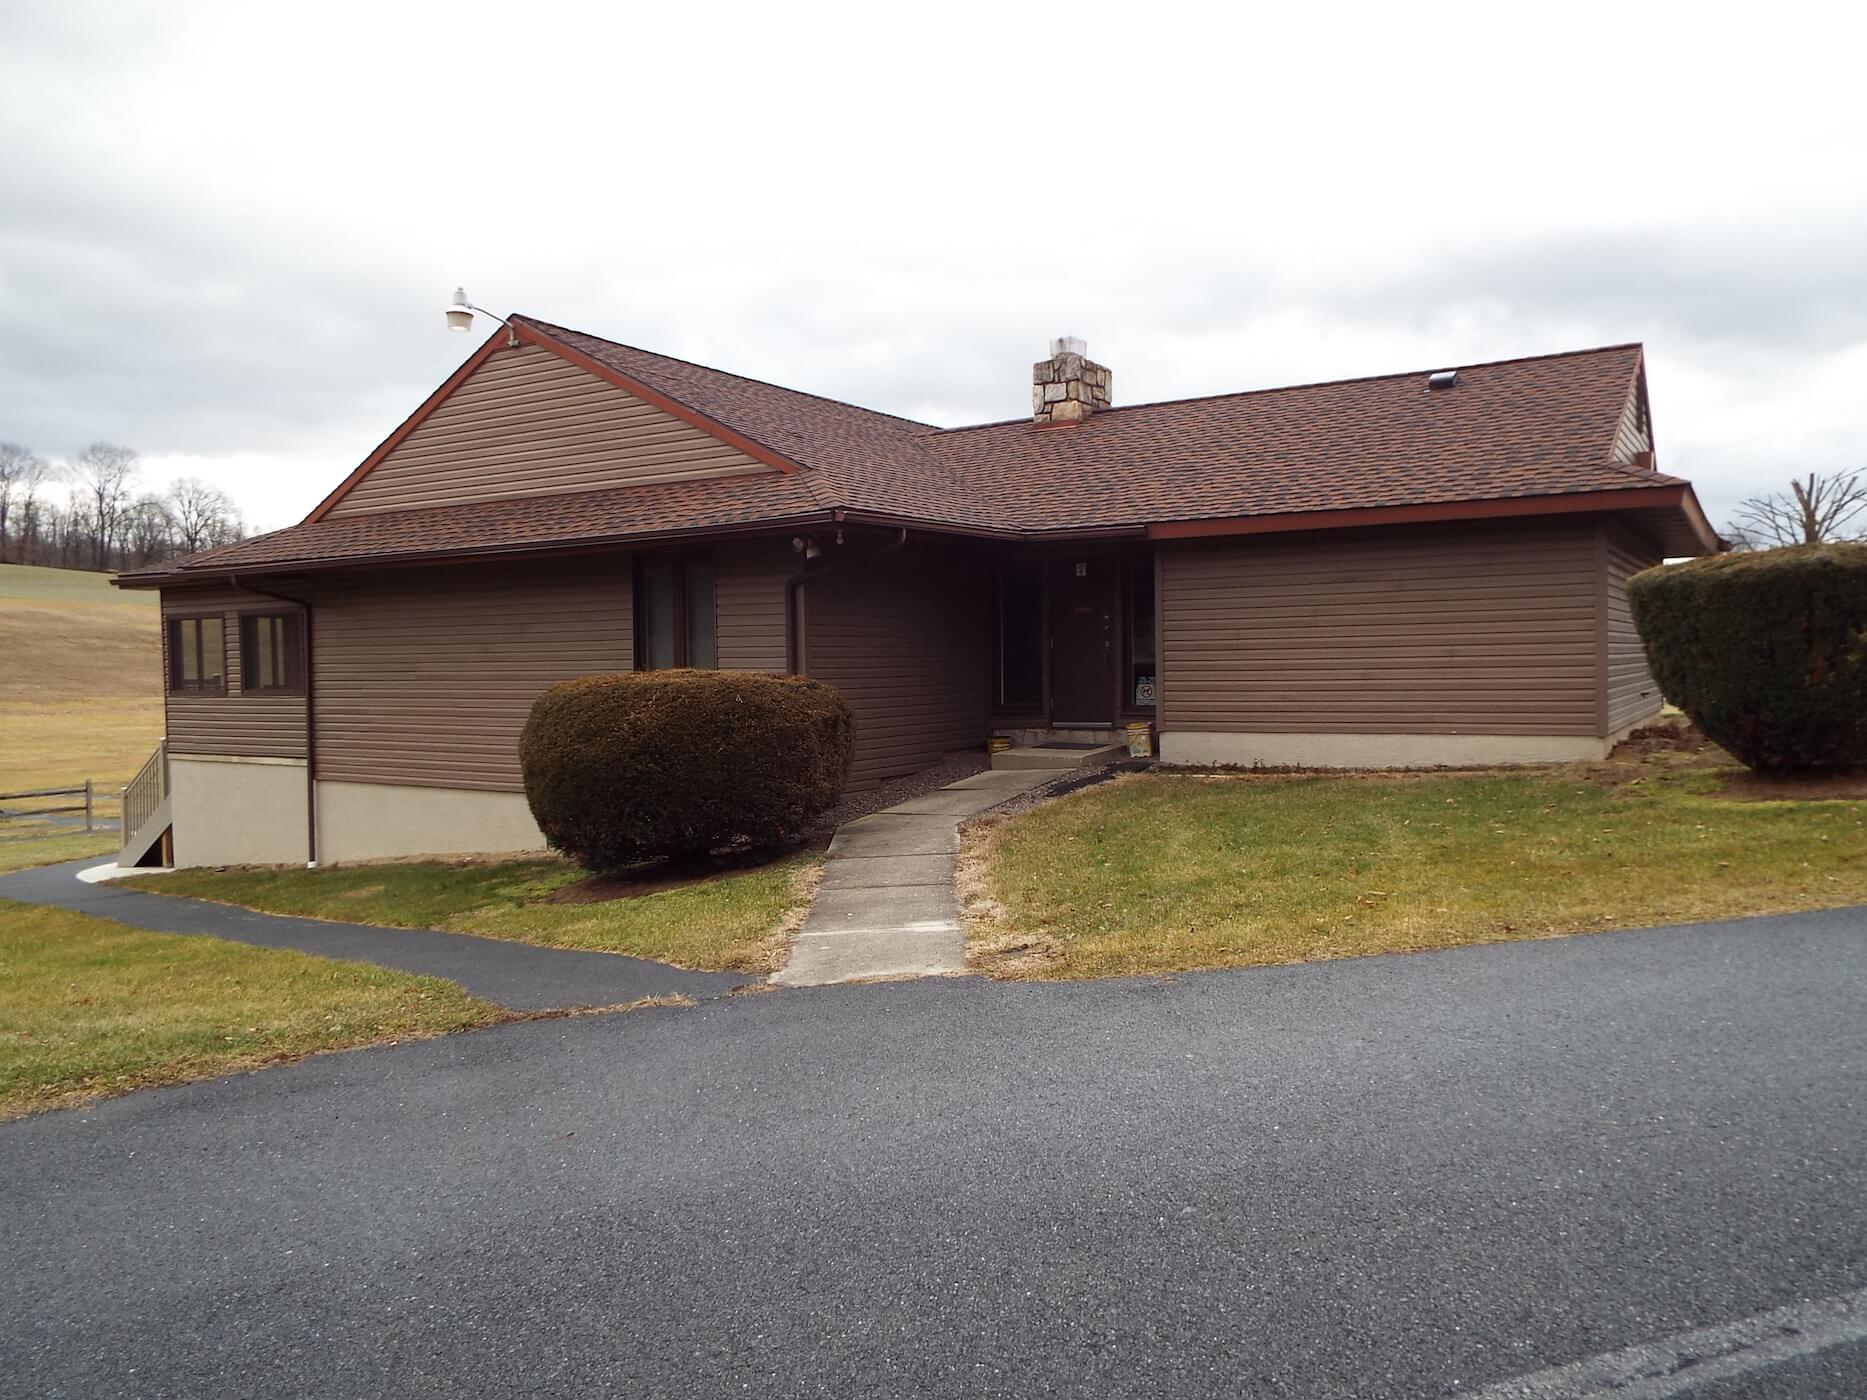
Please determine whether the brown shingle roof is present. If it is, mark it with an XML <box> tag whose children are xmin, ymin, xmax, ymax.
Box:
<box><xmin>127</xmin><ymin>322</ymin><xmax>1706</xmax><ymax>581</ymax></box>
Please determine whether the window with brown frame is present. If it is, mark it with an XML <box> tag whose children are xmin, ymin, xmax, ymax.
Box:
<box><xmin>1124</xmin><ymin>560</ymin><xmax>1157</xmax><ymax>709</ymax></box>
<box><xmin>166</xmin><ymin>615</ymin><xmax>226</xmax><ymax>694</ymax></box>
<box><xmin>636</xmin><ymin>558</ymin><xmax>717</xmax><ymax>669</ymax></box>
<box><xmin>240</xmin><ymin>612</ymin><xmax>304</xmax><ymax>693</ymax></box>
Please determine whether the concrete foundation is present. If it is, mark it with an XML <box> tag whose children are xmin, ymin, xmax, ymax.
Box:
<box><xmin>313</xmin><ymin>781</ymin><xmax>546</xmax><ymax>864</ymax></box>
<box><xmin>1158</xmin><ymin>731</ymin><xmax>1618</xmax><ymax>769</ymax></box>
<box><xmin>170</xmin><ymin>755</ymin><xmax>310</xmax><ymax>868</ymax></box>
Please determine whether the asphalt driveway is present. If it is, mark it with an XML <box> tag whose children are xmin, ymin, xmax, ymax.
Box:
<box><xmin>4</xmin><ymin>905</ymin><xmax>1866</xmax><ymax>1397</ymax></box>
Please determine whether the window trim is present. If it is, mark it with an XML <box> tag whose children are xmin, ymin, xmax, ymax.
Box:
<box><xmin>165</xmin><ymin>612</ymin><xmax>228</xmax><ymax>696</ymax></box>
<box><xmin>633</xmin><ymin>555</ymin><xmax>718</xmax><ymax>670</ymax></box>
<box><xmin>237</xmin><ymin>608</ymin><xmax>306</xmax><ymax>697</ymax></box>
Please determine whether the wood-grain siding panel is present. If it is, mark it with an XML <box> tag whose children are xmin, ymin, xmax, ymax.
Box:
<box><xmin>309</xmin><ymin>558</ymin><xmax>632</xmax><ymax>791</ymax></box>
<box><xmin>714</xmin><ymin>538</ymin><xmax>792</xmax><ymax>673</ymax></box>
<box><xmin>159</xmin><ymin>586</ymin><xmax>308</xmax><ymax>758</ymax></box>
<box><xmin>1613</xmin><ymin>390</ymin><xmax>1652</xmax><ymax>464</ymax></box>
<box><xmin>330</xmin><ymin>344</ymin><xmax>772</xmax><ymax>517</ymax></box>
<box><xmin>803</xmin><ymin>544</ymin><xmax>991</xmax><ymax>788</ymax></box>
<box><xmin>1604</xmin><ymin>522</ymin><xmax>1663</xmax><ymax>733</ymax></box>
<box><xmin>1160</xmin><ymin>522</ymin><xmax>1605</xmax><ymax>737</ymax></box>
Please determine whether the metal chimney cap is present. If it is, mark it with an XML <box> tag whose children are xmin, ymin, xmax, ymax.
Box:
<box><xmin>1051</xmin><ymin>335</ymin><xmax>1087</xmax><ymax>357</ymax></box>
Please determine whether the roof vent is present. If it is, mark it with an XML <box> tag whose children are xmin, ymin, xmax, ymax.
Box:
<box><xmin>1427</xmin><ymin>369</ymin><xmax>1458</xmax><ymax>391</ymax></box>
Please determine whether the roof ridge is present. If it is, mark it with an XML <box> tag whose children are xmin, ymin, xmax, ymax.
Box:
<box><xmin>511</xmin><ymin>315</ymin><xmax>937</xmax><ymax>433</ymax></box>
<box><xmin>919</xmin><ymin>341</ymin><xmax>1648</xmax><ymax>437</ymax></box>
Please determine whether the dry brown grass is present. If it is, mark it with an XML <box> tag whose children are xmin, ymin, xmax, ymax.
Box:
<box><xmin>0</xmin><ymin>566</ymin><xmax>163</xmax><ymax>821</ymax></box>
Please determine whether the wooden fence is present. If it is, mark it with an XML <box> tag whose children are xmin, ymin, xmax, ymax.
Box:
<box><xmin>0</xmin><ymin>781</ymin><xmax>96</xmax><ymax>832</ymax></box>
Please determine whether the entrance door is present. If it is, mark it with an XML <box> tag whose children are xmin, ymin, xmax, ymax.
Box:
<box><xmin>1048</xmin><ymin>556</ymin><xmax>1115</xmax><ymax>724</ymax></box>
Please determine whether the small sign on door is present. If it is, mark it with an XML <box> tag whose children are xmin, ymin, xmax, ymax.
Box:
<box><xmin>1074</xmin><ymin>562</ymin><xmax>1087</xmax><ymax>577</ymax></box>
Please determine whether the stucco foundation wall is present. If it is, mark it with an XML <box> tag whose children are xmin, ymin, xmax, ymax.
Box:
<box><xmin>170</xmin><ymin>755</ymin><xmax>310</xmax><ymax>868</ymax></box>
<box><xmin>1159</xmin><ymin>731</ymin><xmax>1616</xmax><ymax>768</ymax></box>
<box><xmin>314</xmin><ymin>780</ymin><xmax>546</xmax><ymax>863</ymax></box>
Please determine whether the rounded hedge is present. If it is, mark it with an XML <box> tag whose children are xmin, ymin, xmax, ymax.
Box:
<box><xmin>519</xmin><ymin>670</ymin><xmax>856</xmax><ymax>871</ymax></box>
<box><xmin>1628</xmin><ymin>543</ymin><xmax>1867</xmax><ymax>773</ymax></box>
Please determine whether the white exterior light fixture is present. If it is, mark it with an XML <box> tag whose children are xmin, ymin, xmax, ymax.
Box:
<box><xmin>444</xmin><ymin>287</ymin><xmax>516</xmax><ymax>345</ymax></box>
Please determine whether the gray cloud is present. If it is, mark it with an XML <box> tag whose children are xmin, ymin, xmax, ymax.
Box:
<box><xmin>3</xmin><ymin>1</ymin><xmax>1863</xmax><ymax>535</ymax></box>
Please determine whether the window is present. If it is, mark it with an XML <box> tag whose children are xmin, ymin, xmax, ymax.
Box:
<box><xmin>992</xmin><ymin>563</ymin><xmax>1043</xmax><ymax>709</ymax></box>
<box><xmin>166</xmin><ymin>615</ymin><xmax>225</xmax><ymax>694</ymax></box>
<box><xmin>637</xmin><ymin>558</ymin><xmax>717</xmax><ymax>669</ymax></box>
<box><xmin>1126</xmin><ymin>561</ymin><xmax>1156</xmax><ymax>709</ymax></box>
<box><xmin>240</xmin><ymin>612</ymin><xmax>303</xmax><ymax>693</ymax></box>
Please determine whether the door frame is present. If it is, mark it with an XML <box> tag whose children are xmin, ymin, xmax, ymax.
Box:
<box><xmin>990</xmin><ymin>545</ymin><xmax>1159</xmax><ymax>731</ymax></box>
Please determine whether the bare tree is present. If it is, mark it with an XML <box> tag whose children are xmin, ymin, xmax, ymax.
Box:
<box><xmin>74</xmin><ymin>441</ymin><xmax>140</xmax><ymax>569</ymax></box>
<box><xmin>125</xmin><ymin>494</ymin><xmax>176</xmax><ymax>566</ymax></box>
<box><xmin>1726</xmin><ymin>469</ymin><xmax>1867</xmax><ymax>549</ymax></box>
<box><xmin>0</xmin><ymin>441</ymin><xmax>47</xmax><ymax>563</ymax></box>
<box><xmin>13</xmin><ymin>455</ymin><xmax>57</xmax><ymax>565</ymax></box>
<box><xmin>166</xmin><ymin>476</ymin><xmax>242</xmax><ymax>555</ymax></box>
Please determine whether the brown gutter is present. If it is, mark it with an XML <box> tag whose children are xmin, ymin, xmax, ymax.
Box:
<box><xmin>124</xmin><ymin>480</ymin><xmax>1719</xmax><ymax>592</ymax></box>
<box><xmin>785</xmin><ymin>527</ymin><xmax>909</xmax><ymax>675</ymax></box>
<box><xmin>229</xmin><ymin>575</ymin><xmax>320</xmax><ymax>868</ymax></box>
<box><xmin>1147</xmin><ymin>484</ymin><xmax>1707</xmax><ymax>545</ymax></box>
<box><xmin>113</xmin><ymin>512</ymin><xmax>843</xmax><ymax>588</ymax></box>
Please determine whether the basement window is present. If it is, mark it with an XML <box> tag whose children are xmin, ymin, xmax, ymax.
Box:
<box><xmin>166</xmin><ymin>615</ymin><xmax>225</xmax><ymax>695</ymax></box>
<box><xmin>241</xmin><ymin>612</ymin><xmax>304</xmax><ymax>693</ymax></box>
<box><xmin>637</xmin><ymin>558</ymin><xmax>717</xmax><ymax>669</ymax></box>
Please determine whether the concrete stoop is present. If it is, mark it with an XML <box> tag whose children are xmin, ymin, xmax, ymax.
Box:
<box><xmin>773</xmin><ymin>770</ymin><xmax>1049</xmax><ymax>987</ymax></box>
<box><xmin>990</xmin><ymin>742</ymin><xmax>1126</xmax><ymax>772</ymax></box>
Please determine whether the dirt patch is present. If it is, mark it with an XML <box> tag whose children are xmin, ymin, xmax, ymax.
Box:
<box><xmin>1714</xmin><ymin>771</ymin><xmax>1867</xmax><ymax>802</ymax></box>
<box><xmin>545</xmin><ymin>842</ymin><xmax>824</xmax><ymax>905</ymax></box>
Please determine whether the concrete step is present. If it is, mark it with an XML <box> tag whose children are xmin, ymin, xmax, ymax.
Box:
<box><xmin>990</xmin><ymin>743</ymin><xmax>1126</xmax><ymax>771</ymax></box>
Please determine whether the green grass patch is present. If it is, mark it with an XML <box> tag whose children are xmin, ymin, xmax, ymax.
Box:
<box><xmin>0</xmin><ymin>899</ymin><xmax>501</xmax><ymax>1118</ymax></box>
<box><xmin>0</xmin><ymin>563</ymin><xmax>155</xmax><ymax>607</ymax></box>
<box><xmin>0</xmin><ymin>824</ymin><xmax>118</xmax><ymax>873</ymax></box>
<box><xmin>128</xmin><ymin>852</ymin><xmax>824</xmax><ymax>974</ymax></box>
<box><xmin>966</xmin><ymin>765</ymin><xmax>1867</xmax><ymax>979</ymax></box>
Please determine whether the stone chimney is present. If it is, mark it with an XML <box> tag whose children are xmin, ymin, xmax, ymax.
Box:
<box><xmin>1032</xmin><ymin>336</ymin><xmax>1112</xmax><ymax>425</ymax></box>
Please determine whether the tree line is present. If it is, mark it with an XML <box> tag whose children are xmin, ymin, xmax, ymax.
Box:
<box><xmin>0</xmin><ymin>441</ymin><xmax>247</xmax><ymax>572</ymax></box>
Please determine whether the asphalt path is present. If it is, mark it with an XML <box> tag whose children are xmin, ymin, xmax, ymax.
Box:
<box><xmin>0</xmin><ymin>860</ymin><xmax>749</xmax><ymax>1010</ymax></box>
<box><xmin>3</xmin><ymin>904</ymin><xmax>1864</xmax><ymax>1397</ymax></box>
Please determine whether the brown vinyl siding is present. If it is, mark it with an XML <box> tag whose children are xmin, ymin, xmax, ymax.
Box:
<box><xmin>310</xmin><ymin>557</ymin><xmax>632</xmax><ymax>792</ymax></box>
<box><xmin>329</xmin><ymin>343</ymin><xmax>773</xmax><ymax>517</ymax></box>
<box><xmin>803</xmin><ymin>543</ymin><xmax>991</xmax><ymax>788</ymax></box>
<box><xmin>160</xmin><ymin>587</ymin><xmax>308</xmax><ymax>759</ymax></box>
<box><xmin>714</xmin><ymin>538</ymin><xmax>793</xmax><ymax>673</ymax></box>
<box><xmin>1160</xmin><ymin>521</ymin><xmax>1604</xmax><ymax>737</ymax></box>
<box><xmin>1612</xmin><ymin>386</ymin><xmax>1652</xmax><ymax>464</ymax></box>
<box><xmin>1603</xmin><ymin>522</ymin><xmax>1664</xmax><ymax>733</ymax></box>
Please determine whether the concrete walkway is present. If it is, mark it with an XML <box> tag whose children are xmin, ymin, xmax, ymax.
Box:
<box><xmin>773</xmin><ymin>769</ymin><xmax>1048</xmax><ymax>985</ymax></box>
<box><xmin>0</xmin><ymin>859</ymin><xmax>752</xmax><ymax>1012</ymax></box>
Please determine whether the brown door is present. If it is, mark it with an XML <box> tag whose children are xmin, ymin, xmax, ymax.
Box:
<box><xmin>1048</xmin><ymin>556</ymin><xmax>1115</xmax><ymax>723</ymax></box>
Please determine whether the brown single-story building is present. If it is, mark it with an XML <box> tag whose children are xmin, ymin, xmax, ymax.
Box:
<box><xmin>116</xmin><ymin>317</ymin><xmax>1718</xmax><ymax>868</ymax></box>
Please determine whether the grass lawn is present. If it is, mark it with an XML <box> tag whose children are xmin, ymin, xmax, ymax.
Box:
<box><xmin>0</xmin><ymin>564</ymin><xmax>164</xmax><ymax>819</ymax></box>
<box><xmin>0</xmin><ymin>899</ymin><xmax>501</xmax><ymax>1119</ymax></box>
<box><xmin>963</xmin><ymin>759</ymin><xmax>1867</xmax><ymax>980</ymax></box>
<box><xmin>0</xmin><ymin>821</ymin><xmax>118</xmax><ymax>874</ymax></box>
<box><xmin>128</xmin><ymin>852</ymin><xmax>824</xmax><ymax>974</ymax></box>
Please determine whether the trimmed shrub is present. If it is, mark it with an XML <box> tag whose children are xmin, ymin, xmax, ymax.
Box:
<box><xmin>519</xmin><ymin>670</ymin><xmax>856</xmax><ymax>871</ymax></box>
<box><xmin>1628</xmin><ymin>543</ymin><xmax>1867</xmax><ymax>773</ymax></box>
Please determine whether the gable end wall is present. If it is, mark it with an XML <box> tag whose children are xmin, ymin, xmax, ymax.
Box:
<box><xmin>328</xmin><ymin>343</ymin><xmax>774</xmax><ymax>517</ymax></box>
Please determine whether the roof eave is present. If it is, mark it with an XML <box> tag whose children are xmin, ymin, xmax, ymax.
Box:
<box><xmin>1147</xmin><ymin>483</ymin><xmax>1721</xmax><ymax>555</ymax></box>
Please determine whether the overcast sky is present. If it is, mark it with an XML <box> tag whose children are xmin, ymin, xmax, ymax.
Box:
<box><xmin>3</xmin><ymin>1</ymin><xmax>1863</xmax><ymax>534</ymax></box>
